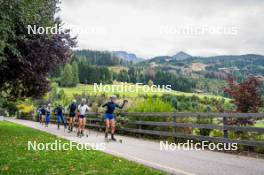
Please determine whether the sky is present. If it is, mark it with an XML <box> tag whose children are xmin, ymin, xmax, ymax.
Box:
<box><xmin>58</xmin><ymin>0</ymin><xmax>264</xmax><ymax>58</ymax></box>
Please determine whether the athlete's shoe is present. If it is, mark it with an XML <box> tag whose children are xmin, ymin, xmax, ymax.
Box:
<box><xmin>80</xmin><ymin>130</ymin><xmax>84</xmax><ymax>136</ymax></box>
<box><xmin>111</xmin><ymin>134</ymin><xmax>117</xmax><ymax>141</ymax></box>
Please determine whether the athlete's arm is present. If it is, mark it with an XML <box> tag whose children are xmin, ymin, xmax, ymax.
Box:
<box><xmin>102</xmin><ymin>102</ymin><xmax>108</xmax><ymax>108</ymax></box>
<box><xmin>117</xmin><ymin>100</ymin><xmax>128</xmax><ymax>109</ymax></box>
<box><xmin>75</xmin><ymin>104</ymin><xmax>78</xmax><ymax>112</ymax></box>
<box><xmin>86</xmin><ymin>105</ymin><xmax>91</xmax><ymax>112</ymax></box>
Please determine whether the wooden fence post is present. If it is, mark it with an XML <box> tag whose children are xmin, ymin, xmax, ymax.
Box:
<box><xmin>138</xmin><ymin>124</ymin><xmax>142</xmax><ymax>138</ymax></box>
<box><xmin>173</xmin><ymin>114</ymin><xmax>177</xmax><ymax>143</ymax></box>
<box><xmin>223</xmin><ymin>117</ymin><xmax>228</xmax><ymax>138</ymax></box>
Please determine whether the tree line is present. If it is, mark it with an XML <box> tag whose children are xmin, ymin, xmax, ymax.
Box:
<box><xmin>74</xmin><ymin>50</ymin><xmax>131</xmax><ymax>66</ymax></box>
<box><xmin>53</xmin><ymin>57</ymin><xmax>197</xmax><ymax>93</ymax></box>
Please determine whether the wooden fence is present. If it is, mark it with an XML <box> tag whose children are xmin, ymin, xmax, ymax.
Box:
<box><xmin>37</xmin><ymin>112</ymin><xmax>264</xmax><ymax>148</ymax></box>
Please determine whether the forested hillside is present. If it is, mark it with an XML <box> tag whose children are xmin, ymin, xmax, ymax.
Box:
<box><xmin>74</xmin><ymin>50</ymin><xmax>131</xmax><ymax>66</ymax></box>
<box><xmin>140</xmin><ymin>53</ymin><xmax>264</xmax><ymax>81</ymax></box>
<box><xmin>137</xmin><ymin>52</ymin><xmax>264</xmax><ymax>94</ymax></box>
<box><xmin>51</xmin><ymin>50</ymin><xmax>264</xmax><ymax>96</ymax></box>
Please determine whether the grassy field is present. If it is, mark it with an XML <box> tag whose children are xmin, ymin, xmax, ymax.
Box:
<box><xmin>109</xmin><ymin>66</ymin><xmax>128</xmax><ymax>73</ymax></box>
<box><xmin>255</xmin><ymin>121</ymin><xmax>264</xmax><ymax>128</ymax></box>
<box><xmin>0</xmin><ymin>121</ymin><xmax>164</xmax><ymax>175</ymax></box>
<box><xmin>61</xmin><ymin>83</ymin><xmax>227</xmax><ymax>100</ymax></box>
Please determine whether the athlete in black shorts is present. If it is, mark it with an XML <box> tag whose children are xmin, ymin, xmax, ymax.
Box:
<box><xmin>68</xmin><ymin>99</ymin><xmax>77</xmax><ymax>132</ymax></box>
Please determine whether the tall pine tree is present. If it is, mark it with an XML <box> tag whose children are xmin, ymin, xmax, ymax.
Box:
<box><xmin>72</xmin><ymin>61</ymin><xmax>79</xmax><ymax>86</ymax></box>
<box><xmin>60</xmin><ymin>64</ymin><xmax>74</xmax><ymax>87</ymax></box>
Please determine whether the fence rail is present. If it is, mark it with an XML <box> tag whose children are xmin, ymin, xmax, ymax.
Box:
<box><xmin>29</xmin><ymin>112</ymin><xmax>264</xmax><ymax>148</ymax></box>
<box><xmin>121</xmin><ymin>112</ymin><xmax>264</xmax><ymax>118</ymax></box>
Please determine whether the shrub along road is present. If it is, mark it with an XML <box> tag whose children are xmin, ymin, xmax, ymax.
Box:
<box><xmin>5</xmin><ymin>118</ymin><xmax>264</xmax><ymax>175</ymax></box>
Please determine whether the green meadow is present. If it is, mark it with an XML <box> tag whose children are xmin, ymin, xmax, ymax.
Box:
<box><xmin>60</xmin><ymin>83</ymin><xmax>227</xmax><ymax>100</ymax></box>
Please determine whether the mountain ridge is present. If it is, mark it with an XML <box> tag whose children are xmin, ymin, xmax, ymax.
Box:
<box><xmin>112</xmin><ymin>51</ymin><xmax>144</xmax><ymax>63</ymax></box>
<box><xmin>172</xmin><ymin>51</ymin><xmax>192</xmax><ymax>60</ymax></box>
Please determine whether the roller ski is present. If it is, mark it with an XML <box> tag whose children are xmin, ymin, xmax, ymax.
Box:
<box><xmin>77</xmin><ymin>130</ymin><xmax>88</xmax><ymax>138</ymax></box>
<box><xmin>105</xmin><ymin>133</ymin><xmax>122</xmax><ymax>143</ymax></box>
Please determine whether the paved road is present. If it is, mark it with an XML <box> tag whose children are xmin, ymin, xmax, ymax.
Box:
<box><xmin>6</xmin><ymin>118</ymin><xmax>264</xmax><ymax>175</ymax></box>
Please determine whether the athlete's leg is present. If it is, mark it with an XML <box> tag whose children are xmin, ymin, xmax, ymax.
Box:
<box><xmin>60</xmin><ymin>114</ymin><xmax>66</xmax><ymax>129</ymax></box>
<box><xmin>78</xmin><ymin>118</ymin><xmax>83</xmax><ymax>136</ymax></box>
<box><xmin>45</xmin><ymin>114</ymin><xmax>50</xmax><ymax>127</ymax></box>
<box><xmin>40</xmin><ymin>115</ymin><xmax>42</xmax><ymax>125</ymax></box>
<box><xmin>105</xmin><ymin>119</ymin><xmax>110</xmax><ymax>139</ymax></box>
<box><xmin>110</xmin><ymin>119</ymin><xmax>116</xmax><ymax>134</ymax></box>
<box><xmin>39</xmin><ymin>114</ymin><xmax>41</xmax><ymax>124</ymax></box>
<box><xmin>71</xmin><ymin>115</ymin><xmax>75</xmax><ymax>131</ymax></box>
<box><xmin>70</xmin><ymin>117</ymin><xmax>73</xmax><ymax>130</ymax></box>
<box><xmin>73</xmin><ymin>116</ymin><xmax>77</xmax><ymax>132</ymax></box>
<box><xmin>82</xmin><ymin>117</ymin><xmax>86</xmax><ymax>135</ymax></box>
<box><xmin>57</xmin><ymin>114</ymin><xmax>61</xmax><ymax>129</ymax></box>
<box><xmin>47</xmin><ymin>114</ymin><xmax>50</xmax><ymax>126</ymax></box>
<box><xmin>41</xmin><ymin>115</ymin><xmax>45</xmax><ymax>125</ymax></box>
<box><xmin>75</xmin><ymin>115</ymin><xmax>79</xmax><ymax>133</ymax></box>
<box><xmin>110</xmin><ymin>119</ymin><xmax>116</xmax><ymax>140</ymax></box>
<box><xmin>68</xmin><ymin>117</ymin><xmax>72</xmax><ymax>131</ymax></box>
<box><xmin>67</xmin><ymin>117</ymin><xmax>69</xmax><ymax>131</ymax></box>
<box><xmin>39</xmin><ymin>115</ymin><xmax>41</xmax><ymax>124</ymax></box>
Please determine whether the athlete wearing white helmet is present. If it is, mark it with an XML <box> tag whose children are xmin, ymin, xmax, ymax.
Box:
<box><xmin>102</xmin><ymin>95</ymin><xmax>128</xmax><ymax>141</ymax></box>
<box><xmin>77</xmin><ymin>99</ymin><xmax>90</xmax><ymax>137</ymax></box>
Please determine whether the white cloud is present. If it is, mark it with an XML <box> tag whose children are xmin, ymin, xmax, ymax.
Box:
<box><xmin>58</xmin><ymin>0</ymin><xmax>264</xmax><ymax>58</ymax></box>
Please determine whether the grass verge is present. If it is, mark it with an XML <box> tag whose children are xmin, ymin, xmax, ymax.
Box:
<box><xmin>0</xmin><ymin>121</ymin><xmax>165</xmax><ymax>175</ymax></box>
